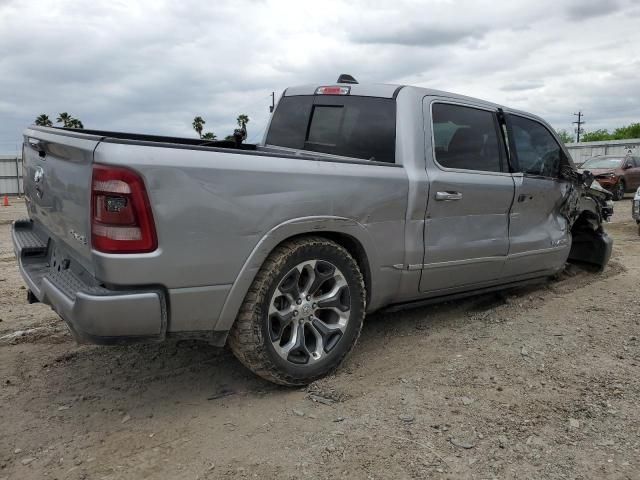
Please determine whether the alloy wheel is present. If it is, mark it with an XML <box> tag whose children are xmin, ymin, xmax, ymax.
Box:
<box><xmin>267</xmin><ymin>260</ymin><xmax>351</xmax><ymax>365</ymax></box>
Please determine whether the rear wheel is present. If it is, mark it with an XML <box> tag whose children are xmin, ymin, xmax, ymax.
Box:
<box><xmin>228</xmin><ymin>237</ymin><xmax>365</xmax><ymax>386</ymax></box>
<box><xmin>613</xmin><ymin>180</ymin><xmax>625</xmax><ymax>201</ymax></box>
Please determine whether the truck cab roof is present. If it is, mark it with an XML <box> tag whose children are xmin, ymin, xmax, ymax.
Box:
<box><xmin>283</xmin><ymin>81</ymin><xmax>536</xmax><ymax>121</ymax></box>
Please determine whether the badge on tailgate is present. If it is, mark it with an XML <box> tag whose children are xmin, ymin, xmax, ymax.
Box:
<box><xmin>34</xmin><ymin>166</ymin><xmax>45</xmax><ymax>198</ymax></box>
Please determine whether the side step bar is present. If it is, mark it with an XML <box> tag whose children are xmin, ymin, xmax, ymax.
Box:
<box><xmin>381</xmin><ymin>276</ymin><xmax>549</xmax><ymax>314</ymax></box>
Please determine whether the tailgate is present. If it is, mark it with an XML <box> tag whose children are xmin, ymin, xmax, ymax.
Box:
<box><xmin>22</xmin><ymin>127</ymin><xmax>103</xmax><ymax>274</ymax></box>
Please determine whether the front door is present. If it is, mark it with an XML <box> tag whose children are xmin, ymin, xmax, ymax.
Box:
<box><xmin>419</xmin><ymin>100</ymin><xmax>515</xmax><ymax>293</ymax></box>
<box><xmin>503</xmin><ymin>113</ymin><xmax>572</xmax><ymax>278</ymax></box>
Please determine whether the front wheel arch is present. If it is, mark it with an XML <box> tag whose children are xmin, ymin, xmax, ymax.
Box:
<box><xmin>614</xmin><ymin>179</ymin><xmax>626</xmax><ymax>200</ymax></box>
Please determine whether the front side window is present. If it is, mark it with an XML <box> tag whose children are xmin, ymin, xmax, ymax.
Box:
<box><xmin>431</xmin><ymin>103</ymin><xmax>503</xmax><ymax>172</ymax></box>
<box><xmin>508</xmin><ymin>115</ymin><xmax>563</xmax><ymax>178</ymax></box>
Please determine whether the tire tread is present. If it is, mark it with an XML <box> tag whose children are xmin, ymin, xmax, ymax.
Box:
<box><xmin>228</xmin><ymin>236</ymin><xmax>365</xmax><ymax>386</ymax></box>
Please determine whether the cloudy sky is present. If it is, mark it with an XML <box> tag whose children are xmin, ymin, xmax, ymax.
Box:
<box><xmin>1</xmin><ymin>0</ymin><xmax>639</xmax><ymax>153</ymax></box>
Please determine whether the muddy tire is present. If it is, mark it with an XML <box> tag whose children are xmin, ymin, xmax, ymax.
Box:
<box><xmin>228</xmin><ymin>237</ymin><xmax>366</xmax><ymax>386</ymax></box>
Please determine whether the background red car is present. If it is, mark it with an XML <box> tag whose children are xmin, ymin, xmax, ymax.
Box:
<box><xmin>580</xmin><ymin>155</ymin><xmax>640</xmax><ymax>200</ymax></box>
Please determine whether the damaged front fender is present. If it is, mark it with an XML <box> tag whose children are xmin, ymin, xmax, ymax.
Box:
<box><xmin>562</xmin><ymin>170</ymin><xmax>614</xmax><ymax>270</ymax></box>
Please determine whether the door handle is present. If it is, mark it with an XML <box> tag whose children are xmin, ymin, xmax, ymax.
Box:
<box><xmin>435</xmin><ymin>191</ymin><xmax>463</xmax><ymax>201</ymax></box>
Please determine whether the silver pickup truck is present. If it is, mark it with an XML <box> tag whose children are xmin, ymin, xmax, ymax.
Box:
<box><xmin>13</xmin><ymin>78</ymin><xmax>612</xmax><ymax>385</ymax></box>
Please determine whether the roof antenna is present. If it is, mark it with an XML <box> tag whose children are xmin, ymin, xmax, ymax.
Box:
<box><xmin>337</xmin><ymin>74</ymin><xmax>358</xmax><ymax>84</ymax></box>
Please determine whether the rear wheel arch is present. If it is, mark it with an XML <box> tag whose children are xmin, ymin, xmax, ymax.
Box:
<box><xmin>307</xmin><ymin>232</ymin><xmax>372</xmax><ymax>307</ymax></box>
<box><xmin>250</xmin><ymin>231</ymin><xmax>374</xmax><ymax>310</ymax></box>
<box><xmin>213</xmin><ymin>218</ymin><xmax>378</xmax><ymax>337</ymax></box>
<box><xmin>227</xmin><ymin>235</ymin><xmax>366</xmax><ymax>385</ymax></box>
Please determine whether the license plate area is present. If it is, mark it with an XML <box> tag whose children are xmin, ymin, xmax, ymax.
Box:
<box><xmin>48</xmin><ymin>242</ymin><xmax>72</xmax><ymax>274</ymax></box>
<box><xmin>45</xmin><ymin>241</ymin><xmax>106</xmax><ymax>299</ymax></box>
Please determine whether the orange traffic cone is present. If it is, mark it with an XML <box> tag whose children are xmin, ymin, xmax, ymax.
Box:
<box><xmin>2</xmin><ymin>195</ymin><xmax>9</xmax><ymax>207</ymax></box>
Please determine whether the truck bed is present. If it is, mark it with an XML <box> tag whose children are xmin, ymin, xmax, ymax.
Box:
<box><xmin>17</xmin><ymin>124</ymin><xmax>408</xmax><ymax>345</ymax></box>
<box><xmin>53</xmin><ymin>127</ymin><xmax>393</xmax><ymax>167</ymax></box>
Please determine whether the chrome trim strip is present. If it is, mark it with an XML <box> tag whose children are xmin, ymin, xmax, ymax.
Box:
<box><xmin>413</xmin><ymin>245</ymin><xmax>569</xmax><ymax>271</ymax></box>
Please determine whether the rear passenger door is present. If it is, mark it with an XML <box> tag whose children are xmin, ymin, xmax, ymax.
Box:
<box><xmin>419</xmin><ymin>100</ymin><xmax>515</xmax><ymax>293</ymax></box>
<box><xmin>503</xmin><ymin>114</ymin><xmax>572</xmax><ymax>278</ymax></box>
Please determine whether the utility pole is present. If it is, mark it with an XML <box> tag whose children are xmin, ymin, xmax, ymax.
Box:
<box><xmin>573</xmin><ymin>111</ymin><xmax>584</xmax><ymax>143</ymax></box>
<box><xmin>269</xmin><ymin>92</ymin><xmax>275</xmax><ymax>113</ymax></box>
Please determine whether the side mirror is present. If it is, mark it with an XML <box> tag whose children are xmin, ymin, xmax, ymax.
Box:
<box><xmin>623</xmin><ymin>163</ymin><xmax>633</xmax><ymax>170</ymax></box>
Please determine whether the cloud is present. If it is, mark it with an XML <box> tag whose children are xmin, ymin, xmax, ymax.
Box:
<box><xmin>565</xmin><ymin>0</ymin><xmax>621</xmax><ymax>21</ymax></box>
<box><xmin>501</xmin><ymin>81</ymin><xmax>544</xmax><ymax>92</ymax></box>
<box><xmin>352</xmin><ymin>24</ymin><xmax>484</xmax><ymax>47</ymax></box>
<box><xmin>0</xmin><ymin>0</ymin><xmax>638</xmax><ymax>154</ymax></box>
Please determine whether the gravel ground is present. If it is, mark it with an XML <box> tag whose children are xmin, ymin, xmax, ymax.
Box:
<box><xmin>0</xmin><ymin>197</ymin><xmax>638</xmax><ymax>480</ymax></box>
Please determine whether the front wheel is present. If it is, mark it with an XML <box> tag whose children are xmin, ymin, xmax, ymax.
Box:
<box><xmin>613</xmin><ymin>180</ymin><xmax>625</xmax><ymax>201</ymax></box>
<box><xmin>228</xmin><ymin>237</ymin><xmax>366</xmax><ymax>386</ymax></box>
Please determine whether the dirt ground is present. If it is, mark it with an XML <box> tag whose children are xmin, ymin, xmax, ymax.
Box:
<box><xmin>1</xmin><ymin>196</ymin><xmax>639</xmax><ymax>480</ymax></box>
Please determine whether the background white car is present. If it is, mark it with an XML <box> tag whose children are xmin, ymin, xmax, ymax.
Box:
<box><xmin>633</xmin><ymin>186</ymin><xmax>640</xmax><ymax>234</ymax></box>
<box><xmin>631</xmin><ymin>187</ymin><xmax>640</xmax><ymax>235</ymax></box>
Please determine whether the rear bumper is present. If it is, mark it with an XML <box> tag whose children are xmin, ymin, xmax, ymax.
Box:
<box><xmin>12</xmin><ymin>219</ymin><xmax>166</xmax><ymax>344</ymax></box>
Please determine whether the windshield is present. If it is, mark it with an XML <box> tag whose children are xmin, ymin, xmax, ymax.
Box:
<box><xmin>582</xmin><ymin>157</ymin><xmax>623</xmax><ymax>169</ymax></box>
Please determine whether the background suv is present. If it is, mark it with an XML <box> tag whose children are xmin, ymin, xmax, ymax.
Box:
<box><xmin>580</xmin><ymin>155</ymin><xmax>640</xmax><ymax>200</ymax></box>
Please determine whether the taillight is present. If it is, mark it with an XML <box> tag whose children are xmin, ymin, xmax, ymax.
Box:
<box><xmin>91</xmin><ymin>164</ymin><xmax>157</xmax><ymax>253</ymax></box>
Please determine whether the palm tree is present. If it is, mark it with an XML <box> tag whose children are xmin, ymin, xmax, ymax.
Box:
<box><xmin>236</xmin><ymin>114</ymin><xmax>249</xmax><ymax>129</ymax></box>
<box><xmin>202</xmin><ymin>132</ymin><xmax>216</xmax><ymax>140</ymax></box>
<box><xmin>192</xmin><ymin>116</ymin><xmax>205</xmax><ymax>138</ymax></box>
<box><xmin>68</xmin><ymin>118</ymin><xmax>84</xmax><ymax>129</ymax></box>
<box><xmin>35</xmin><ymin>114</ymin><xmax>53</xmax><ymax>127</ymax></box>
<box><xmin>57</xmin><ymin>112</ymin><xmax>72</xmax><ymax>127</ymax></box>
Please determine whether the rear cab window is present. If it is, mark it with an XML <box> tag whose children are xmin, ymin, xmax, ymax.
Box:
<box><xmin>266</xmin><ymin>95</ymin><xmax>396</xmax><ymax>163</ymax></box>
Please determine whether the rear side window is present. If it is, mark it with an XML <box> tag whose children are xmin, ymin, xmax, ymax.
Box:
<box><xmin>508</xmin><ymin>115</ymin><xmax>563</xmax><ymax>178</ymax></box>
<box><xmin>266</xmin><ymin>96</ymin><xmax>396</xmax><ymax>163</ymax></box>
<box><xmin>431</xmin><ymin>103</ymin><xmax>503</xmax><ymax>172</ymax></box>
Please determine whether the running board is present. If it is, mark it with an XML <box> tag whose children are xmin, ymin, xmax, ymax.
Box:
<box><xmin>381</xmin><ymin>276</ymin><xmax>549</xmax><ymax>314</ymax></box>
